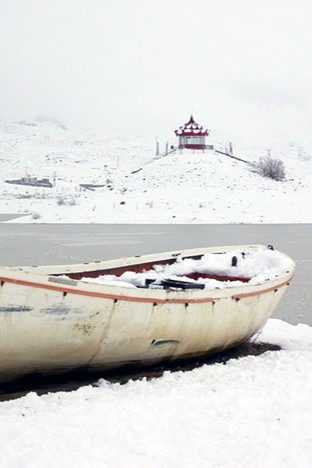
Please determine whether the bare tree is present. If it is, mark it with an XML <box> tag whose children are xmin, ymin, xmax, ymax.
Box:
<box><xmin>252</xmin><ymin>156</ymin><xmax>286</xmax><ymax>181</ymax></box>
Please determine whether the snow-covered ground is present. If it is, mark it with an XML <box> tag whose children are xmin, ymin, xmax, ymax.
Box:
<box><xmin>1</xmin><ymin>120</ymin><xmax>311</xmax><ymax>466</ymax></box>
<box><xmin>1</xmin><ymin>119</ymin><xmax>311</xmax><ymax>223</ymax></box>
<box><xmin>0</xmin><ymin>318</ymin><xmax>311</xmax><ymax>467</ymax></box>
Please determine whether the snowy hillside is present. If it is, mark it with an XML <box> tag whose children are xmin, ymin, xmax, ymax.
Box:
<box><xmin>0</xmin><ymin>119</ymin><xmax>311</xmax><ymax>223</ymax></box>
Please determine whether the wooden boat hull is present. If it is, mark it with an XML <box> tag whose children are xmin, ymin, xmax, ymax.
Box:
<box><xmin>0</xmin><ymin>245</ymin><xmax>294</xmax><ymax>382</ymax></box>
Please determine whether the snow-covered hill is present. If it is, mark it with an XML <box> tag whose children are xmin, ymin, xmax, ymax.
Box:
<box><xmin>0</xmin><ymin>120</ymin><xmax>311</xmax><ymax>223</ymax></box>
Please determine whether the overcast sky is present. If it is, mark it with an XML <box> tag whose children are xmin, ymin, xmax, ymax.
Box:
<box><xmin>0</xmin><ymin>0</ymin><xmax>312</xmax><ymax>143</ymax></box>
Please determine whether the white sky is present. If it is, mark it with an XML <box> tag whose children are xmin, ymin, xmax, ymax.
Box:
<box><xmin>1</xmin><ymin>0</ymin><xmax>312</xmax><ymax>142</ymax></box>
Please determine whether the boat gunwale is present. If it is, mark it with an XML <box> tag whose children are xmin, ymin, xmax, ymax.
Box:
<box><xmin>9</xmin><ymin>244</ymin><xmax>269</xmax><ymax>275</ymax></box>
<box><xmin>0</xmin><ymin>272</ymin><xmax>294</xmax><ymax>304</ymax></box>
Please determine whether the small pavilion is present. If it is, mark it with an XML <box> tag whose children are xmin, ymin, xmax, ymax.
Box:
<box><xmin>174</xmin><ymin>116</ymin><xmax>211</xmax><ymax>150</ymax></box>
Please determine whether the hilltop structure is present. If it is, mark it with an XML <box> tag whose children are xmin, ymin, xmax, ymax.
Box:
<box><xmin>174</xmin><ymin>116</ymin><xmax>213</xmax><ymax>151</ymax></box>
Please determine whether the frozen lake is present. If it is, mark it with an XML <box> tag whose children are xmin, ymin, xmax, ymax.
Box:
<box><xmin>0</xmin><ymin>223</ymin><xmax>311</xmax><ymax>325</ymax></box>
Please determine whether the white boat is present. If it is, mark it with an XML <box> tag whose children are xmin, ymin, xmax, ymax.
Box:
<box><xmin>0</xmin><ymin>245</ymin><xmax>294</xmax><ymax>383</ymax></box>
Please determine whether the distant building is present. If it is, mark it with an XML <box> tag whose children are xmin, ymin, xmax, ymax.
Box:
<box><xmin>5</xmin><ymin>175</ymin><xmax>53</xmax><ymax>188</ymax></box>
<box><xmin>174</xmin><ymin>115</ymin><xmax>213</xmax><ymax>151</ymax></box>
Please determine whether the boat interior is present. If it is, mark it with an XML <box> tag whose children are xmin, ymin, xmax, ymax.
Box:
<box><xmin>59</xmin><ymin>254</ymin><xmax>251</xmax><ymax>290</ymax></box>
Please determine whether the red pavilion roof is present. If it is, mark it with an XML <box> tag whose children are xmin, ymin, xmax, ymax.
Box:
<box><xmin>174</xmin><ymin>115</ymin><xmax>209</xmax><ymax>137</ymax></box>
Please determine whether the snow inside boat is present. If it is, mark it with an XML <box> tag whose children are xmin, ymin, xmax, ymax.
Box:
<box><xmin>0</xmin><ymin>245</ymin><xmax>295</xmax><ymax>383</ymax></box>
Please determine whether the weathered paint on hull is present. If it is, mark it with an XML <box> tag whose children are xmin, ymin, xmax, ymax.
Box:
<box><xmin>0</xmin><ymin>245</ymin><xmax>294</xmax><ymax>383</ymax></box>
